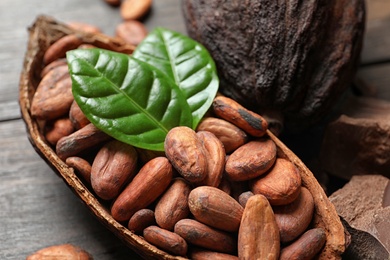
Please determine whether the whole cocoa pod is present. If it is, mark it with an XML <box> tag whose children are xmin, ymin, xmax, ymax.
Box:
<box><xmin>182</xmin><ymin>0</ymin><xmax>365</xmax><ymax>132</ymax></box>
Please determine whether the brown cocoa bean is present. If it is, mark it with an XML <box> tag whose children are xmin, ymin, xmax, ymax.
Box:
<box><xmin>251</xmin><ymin>158</ymin><xmax>302</xmax><ymax>206</ymax></box>
<box><xmin>190</xmin><ymin>248</ymin><xmax>239</xmax><ymax>260</ymax></box>
<box><xmin>225</xmin><ymin>138</ymin><xmax>277</xmax><ymax>181</ymax></box>
<box><xmin>40</xmin><ymin>58</ymin><xmax>67</xmax><ymax>78</ymax></box>
<box><xmin>195</xmin><ymin>131</ymin><xmax>225</xmax><ymax>187</ymax></box>
<box><xmin>91</xmin><ymin>140</ymin><xmax>138</xmax><ymax>200</ymax></box>
<box><xmin>135</xmin><ymin>147</ymin><xmax>165</xmax><ymax>165</ymax></box>
<box><xmin>56</xmin><ymin>123</ymin><xmax>112</xmax><ymax>161</ymax></box>
<box><xmin>26</xmin><ymin>244</ymin><xmax>92</xmax><ymax>260</ymax></box>
<box><xmin>115</xmin><ymin>20</ymin><xmax>148</xmax><ymax>46</ymax></box>
<box><xmin>196</xmin><ymin>117</ymin><xmax>247</xmax><ymax>153</ymax></box>
<box><xmin>238</xmin><ymin>191</ymin><xmax>254</xmax><ymax>208</ymax></box>
<box><xmin>65</xmin><ymin>156</ymin><xmax>92</xmax><ymax>184</ymax></box>
<box><xmin>279</xmin><ymin>228</ymin><xmax>326</xmax><ymax>260</ymax></box>
<box><xmin>67</xmin><ymin>21</ymin><xmax>102</xmax><ymax>34</ymax></box>
<box><xmin>69</xmin><ymin>100</ymin><xmax>90</xmax><ymax>130</ymax></box>
<box><xmin>104</xmin><ymin>0</ymin><xmax>121</xmax><ymax>6</ymax></box>
<box><xmin>111</xmin><ymin>157</ymin><xmax>173</xmax><ymax>222</ymax></box>
<box><xmin>217</xmin><ymin>177</ymin><xmax>232</xmax><ymax>195</ymax></box>
<box><xmin>31</xmin><ymin>65</ymin><xmax>73</xmax><ymax>120</ymax></box>
<box><xmin>120</xmin><ymin>0</ymin><xmax>152</xmax><ymax>20</ymax></box>
<box><xmin>238</xmin><ymin>194</ymin><xmax>280</xmax><ymax>260</ymax></box>
<box><xmin>45</xmin><ymin>117</ymin><xmax>75</xmax><ymax>146</ymax></box>
<box><xmin>43</xmin><ymin>34</ymin><xmax>83</xmax><ymax>65</ymax></box>
<box><xmin>164</xmin><ymin>126</ymin><xmax>207</xmax><ymax>183</ymax></box>
<box><xmin>273</xmin><ymin>187</ymin><xmax>315</xmax><ymax>243</ymax></box>
<box><xmin>174</xmin><ymin>219</ymin><xmax>236</xmax><ymax>254</ymax></box>
<box><xmin>213</xmin><ymin>95</ymin><xmax>268</xmax><ymax>137</ymax></box>
<box><xmin>188</xmin><ymin>186</ymin><xmax>243</xmax><ymax>232</ymax></box>
<box><xmin>143</xmin><ymin>225</ymin><xmax>188</xmax><ymax>256</ymax></box>
<box><xmin>155</xmin><ymin>178</ymin><xmax>191</xmax><ymax>231</ymax></box>
<box><xmin>128</xmin><ymin>209</ymin><xmax>156</xmax><ymax>234</ymax></box>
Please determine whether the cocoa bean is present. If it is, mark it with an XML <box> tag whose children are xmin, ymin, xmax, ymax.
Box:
<box><xmin>120</xmin><ymin>0</ymin><xmax>152</xmax><ymax>20</ymax></box>
<box><xmin>155</xmin><ymin>178</ymin><xmax>191</xmax><ymax>231</ymax></box>
<box><xmin>273</xmin><ymin>187</ymin><xmax>315</xmax><ymax>243</ymax></box>
<box><xmin>111</xmin><ymin>157</ymin><xmax>173</xmax><ymax>222</ymax></box>
<box><xmin>66</xmin><ymin>21</ymin><xmax>102</xmax><ymax>34</ymax></box>
<box><xmin>251</xmin><ymin>158</ymin><xmax>302</xmax><ymax>205</ymax></box>
<box><xmin>174</xmin><ymin>219</ymin><xmax>236</xmax><ymax>254</ymax></box>
<box><xmin>56</xmin><ymin>123</ymin><xmax>112</xmax><ymax>161</ymax></box>
<box><xmin>196</xmin><ymin>117</ymin><xmax>247</xmax><ymax>153</ymax></box>
<box><xmin>195</xmin><ymin>131</ymin><xmax>225</xmax><ymax>187</ymax></box>
<box><xmin>279</xmin><ymin>228</ymin><xmax>326</xmax><ymax>260</ymax></box>
<box><xmin>225</xmin><ymin>138</ymin><xmax>277</xmax><ymax>181</ymax></box>
<box><xmin>31</xmin><ymin>65</ymin><xmax>73</xmax><ymax>120</ymax></box>
<box><xmin>65</xmin><ymin>156</ymin><xmax>92</xmax><ymax>184</ymax></box>
<box><xmin>190</xmin><ymin>248</ymin><xmax>239</xmax><ymax>260</ymax></box>
<box><xmin>128</xmin><ymin>209</ymin><xmax>156</xmax><ymax>234</ymax></box>
<box><xmin>143</xmin><ymin>225</ymin><xmax>188</xmax><ymax>256</ymax></box>
<box><xmin>164</xmin><ymin>126</ymin><xmax>207</xmax><ymax>183</ymax></box>
<box><xmin>238</xmin><ymin>191</ymin><xmax>254</xmax><ymax>208</ymax></box>
<box><xmin>40</xmin><ymin>58</ymin><xmax>67</xmax><ymax>78</ymax></box>
<box><xmin>115</xmin><ymin>20</ymin><xmax>148</xmax><ymax>46</ymax></box>
<box><xmin>238</xmin><ymin>194</ymin><xmax>280</xmax><ymax>260</ymax></box>
<box><xmin>91</xmin><ymin>140</ymin><xmax>138</xmax><ymax>200</ymax></box>
<box><xmin>188</xmin><ymin>186</ymin><xmax>243</xmax><ymax>232</ymax></box>
<box><xmin>43</xmin><ymin>34</ymin><xmax>83</xmax><ymax>65</ymax></box>
<box><xmin>45</xmin><ymin>117</ymin><xmax>74</xmax><ymax>146</ymax></box>
<box><xmin>69</xmin><ymin>100</ymin><xmax>90</xmax><ymax>130</ymax></box>
<box><xmin>213</xmin><ymin>95</ymin><xmax>268</xmax><ymax>137</ymax></box>
<box><xmin>26</xmin><ymin>244</ymin><xmax>92</xmax><ymax>260</ymax></box>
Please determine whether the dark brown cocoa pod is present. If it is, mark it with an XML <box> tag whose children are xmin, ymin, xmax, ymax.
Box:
<box><xmin>182</xmin><ymin>0</ymin><xmax>365</xmax><ymax>132</ymax></box>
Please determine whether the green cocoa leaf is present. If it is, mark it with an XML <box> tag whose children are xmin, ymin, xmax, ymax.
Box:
<box><xmin>133</xmin><ymin>27</ymin><xmax>219</xmax><ymax>129</ymax></box>
<box><xmin>67</xmin><ymin>48</ymin><xmax>192</xmax><ymax>151</ymax></box>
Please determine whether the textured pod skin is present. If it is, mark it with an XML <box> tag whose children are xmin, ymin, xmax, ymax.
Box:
<box><xmin>174</xmin><ymin>219</ymin><xmax>236</xmax><ymax>254</ymax></box>
<box><xmin>273</xmin><ymin>187</ymin><xmax>315</xmax><ymax>243</ymax></box>
<box><xmin>238</xmin><ymin>194</ymin><xmax>280</xmax><ymax>260</ymax></box>
<box><xmin>165</xmin><ymin>126</ymin><xmax>207</xmax><ymax>183</ymax></box>
<box><xmin>188</xmin><ymin>186</ymin><xmax>243</xmax><ymax>232</ymax></box>
<box><xmin>111</xmin><ymin>157</ymin><xmax>173</xmax><ymax>222</ymax></box>
<box><xmin>251</xmin><ymin>158</ymin><xmax>302</xmax><ymax>205</ymax></box>
<box><xmin>182</xmin><ymin>0</ymin><xmax>365</xmax><ymax>132</ymax></box>
<box><xmin>225</xmin><ymin>138</ymin><xmax>277</xmax><ymax>181</ymax></box>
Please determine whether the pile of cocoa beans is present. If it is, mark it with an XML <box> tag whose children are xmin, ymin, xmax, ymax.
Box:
<box><xmin>30</xmin><ymin>24</ymin><xmax>327</xmax><ymax>260</ymax></box>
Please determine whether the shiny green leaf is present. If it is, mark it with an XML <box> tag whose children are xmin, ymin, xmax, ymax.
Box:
<box><xmin>67</xmin><ymin>48</ymin><xmax>192</xmax><ymax>151</ymax></box>
<box><xmin>133</xmin><ymin>27</ymin><xmax>219</xmax><ymax>129</ymax></box>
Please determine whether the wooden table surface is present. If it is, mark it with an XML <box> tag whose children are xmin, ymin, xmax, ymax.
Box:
<box><xmin>1</xmin><ymin>0</ymin><xmax>389</xmax><ymax>259</ymax></box>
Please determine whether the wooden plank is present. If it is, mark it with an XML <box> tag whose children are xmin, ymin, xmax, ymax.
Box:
<box><xmin>0</xmin><ymin>119</ymin><xmax>142</xmax><ymax>259</ymax></box>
